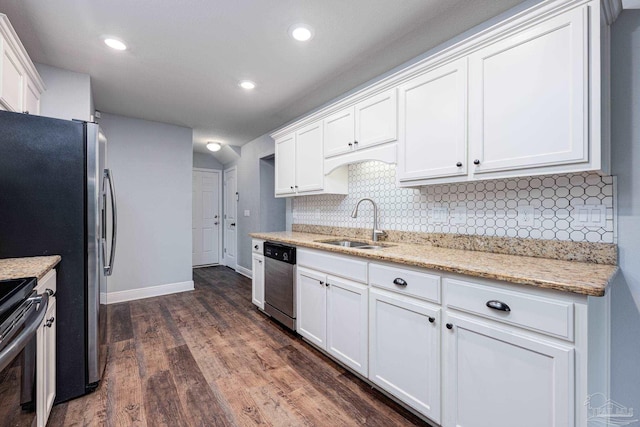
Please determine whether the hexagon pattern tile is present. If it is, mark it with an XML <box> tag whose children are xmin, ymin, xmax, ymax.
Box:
<box><xmin>292</xmin><ymin>162</ymin><xmax>615</xmax><ymax>243</ymax></box>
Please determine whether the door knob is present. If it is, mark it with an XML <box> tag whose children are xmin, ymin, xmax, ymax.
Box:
<box><xmin>230</xmin><ymin>223</ymin><xmax>236</xmax><ymax>227</ymax></box>
<box><xmin>214</xmin><ymin>222</ymin><xmax>219</xmax><ymax>225</ymax></box>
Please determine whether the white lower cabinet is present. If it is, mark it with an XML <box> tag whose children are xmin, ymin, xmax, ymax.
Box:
<box><xmin>251</xmin><ymin>253</ymin><xmax>265</xmax><ymax>309</ymax></box>
<box><xmin>296</xmin><ymin>266</ymin><xmax>368</xmax><ymax>376</ymax></box>
<box><xmin>35</xmin><ymin>269</ymin><xmax>56</xmax><ymax>427</ymax></box>
<box><xmin>442</xmin><ymin>312</ymin><xmax>574</xmax><ymax>427</ymax></box>
<box><xmin>369</xmin><ymin>288</ymin><xmax>441</xmax><ymax>423</ymax></box>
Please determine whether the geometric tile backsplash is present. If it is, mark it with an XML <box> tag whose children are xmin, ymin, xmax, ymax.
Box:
<box><xmin>292</xmin><ymin>161</ymin><xmax>616</xmax><ymax>243</ymax></box>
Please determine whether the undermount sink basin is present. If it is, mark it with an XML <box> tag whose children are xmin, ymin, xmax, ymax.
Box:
<box><xmin>317</xmin><ymin>240</ymin><xmax>393</xmax><ymax>250</ymax></box>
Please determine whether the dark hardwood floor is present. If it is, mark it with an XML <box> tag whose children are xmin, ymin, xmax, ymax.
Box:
<box><xmin>49</xmin><ymin>266</ymin><xmax>431</xmax><ymax>426</ymax></box>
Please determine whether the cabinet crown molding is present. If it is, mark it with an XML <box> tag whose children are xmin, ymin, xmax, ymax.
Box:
<box><xmin>0</xmin><ymin>14</ymin><xmax>46</xmax><ymax>92</ymax></box>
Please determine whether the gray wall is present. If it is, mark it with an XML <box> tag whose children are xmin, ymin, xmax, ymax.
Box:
<box><xmin>193</xmin><ymin>152</ymin><xmax>223</xmax><ymax>170</ymax></box>
<box><xmin>260</xmin><ymin>157</ymin><xmax>286</xmax><ymax>232</ymax></box>
<box><xmin>230</xmin><ymin>134</ymin><xmax>285</xmax><ymax>270</ymax></box>
<box><xmin>99</xmin><ymin>113</ymin><xmax>193</xmax><ymax>293</ymax></box>
<box><xmin>609</xmin><ymin>10</ymin><xmax>640</xmax><ymax>414</ymax></box>
<box><xmin>35</xmin><ymin>63</ymin><xmax>92</xmax><ymax>121</ymax></box>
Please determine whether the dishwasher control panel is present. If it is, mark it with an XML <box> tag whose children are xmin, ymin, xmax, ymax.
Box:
<box><xmin>264</xmin><ymin>242</ymin><xmax>296</xmax><ymax>264</ymax></box>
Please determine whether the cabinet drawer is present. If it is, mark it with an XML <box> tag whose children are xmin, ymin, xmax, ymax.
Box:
<box><xmin>252</xmin><ymin>239</ymin><xmax>264</xmax><ymax>255</ymax></box>
<box><xmin>36</xmin><ymin>269</ymin><xmax>56</xmax><ymax>296</ymax></box>
<box><xmin>445</xmin><ymin>278</ymin><xmax>574</xmax><ymax>341</ymax></box>
<box><xmin>369</xmin><ymin>263</ymin><xmax>440</xmax><ymax>303</ymax></box>
<box><xmin>298</xmin><ymin>248</ymin><xmax>367</xmax><ymax>283</ymax></box>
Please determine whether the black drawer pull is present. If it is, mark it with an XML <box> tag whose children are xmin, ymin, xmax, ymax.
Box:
<box><xmin>428</xmin><ymin>317</ymin><xmax>435</xmax><ymax>323</ymax></box>
<box><xmin>254</xmin><ymin>245</ymin><xmax>259</xmax><ymax>250</ymax></box>
<box><xmin>486</xmin><ymin>300</ymin><xmax>511</xmax><ymax>312</ymax></box>
<box><xmin>446</xmin><ymin>323</ymin><xmax>453</xmax><ymax>330</ymax></box>
<box><xmin>393</xmin><ymin>278</ymin><xmax>407</xmax><ymax>287</ymax></box>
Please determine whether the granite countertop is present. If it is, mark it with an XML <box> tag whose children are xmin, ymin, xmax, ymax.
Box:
<box><xmin>250</xmin><ymin>231</ymin><xmax>618</xmax><ymax>297</ymax></box>
<box><xmin>0</xmin><ymin>256</ymin><xmax>61</xmax><ymax>281</ymax></box>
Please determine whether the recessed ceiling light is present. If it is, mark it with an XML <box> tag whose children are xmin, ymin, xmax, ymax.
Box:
<box><xmin>206</xmin><ymin>142</ymin><xmax>222</xmax><ymax>152</ymax></box>
<box><xmin>239</xmin><ymin>80</ymin><xmax>256</xmax><ymax>90</ymax></box>
<box><xmin>289</xmin><ymin>24</ymin><xmax>314</xmax><ymax>42</ymax></box>
<box><xmin>104</xmin><ymin>38</ymin><xmax>127</xmax><ymax>51</ymax></box>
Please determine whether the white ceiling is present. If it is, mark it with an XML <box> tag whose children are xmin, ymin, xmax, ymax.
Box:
<box><xmin>0</xmin><ymin>0</ymin><xmax>525</xmax><ymax>158</ymax></box>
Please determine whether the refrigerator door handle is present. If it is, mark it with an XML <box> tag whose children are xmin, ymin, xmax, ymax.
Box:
<box><xmin>103</xmin><ymin>169</ymin><xmax>117</xmax><ymax>276</ymax></box>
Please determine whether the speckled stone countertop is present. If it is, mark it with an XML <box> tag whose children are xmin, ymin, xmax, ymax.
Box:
<box><xmin>250</xmin><ymin>231</ymin><xmax>618</xmax><ymax>297</ymax></box>
<box><xmin>0</xmin><ymin>256</ymin><xmax>61</xmax><ymax>281</ymax></box>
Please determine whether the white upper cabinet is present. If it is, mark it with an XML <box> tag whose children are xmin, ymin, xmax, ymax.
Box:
<box><xmin>324</xmin><ymin>108</ymin><xmax>355</xmax><ymax>157</ymax></box>
<box><xmin>323</xmin><ymin>89</ymin><xmax>397</xmax><ymax>159</ymax></box>
<box><xmin>398</xmin><ymin>58</ymin><xmax>468</xmax><ymax>182</ymax></box>
<box><xmin>274</xmin><ymin>133</ymin><xmax>296</xmax><ymax>196</ymax></box>
<box><xmin>468</xmin><ymin>7</ymin><xmax>588</xmax><ymax>176</ymax></box>
<box><xmin>295</xmin><ymin>122</ymin><xmax>324</xmax><ymax>193</ymax></box>
<box><xmin>0</xmin><ymin>15</ymin><xmax>44</xmax><ymax>115</ymax></box>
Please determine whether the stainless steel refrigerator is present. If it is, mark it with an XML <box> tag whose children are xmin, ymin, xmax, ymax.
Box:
<box><xmin>0</xmin><ymin>110</ymin><xmax>117</xmax><ymax>402</ymax></box>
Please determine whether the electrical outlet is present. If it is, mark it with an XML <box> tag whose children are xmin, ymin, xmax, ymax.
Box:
<box><xmin>573</xmin><ymin>204</ymin><xmax>606</xmax><ymax>228</ymax></box>
<box><xmin>517</xmin><ymin>206</ymin><xmax>535</xmax><ymax>227</ymax></box>
<box><xmin>452</xmin><ymin>207</ymin><xmax>466</xmax><ymax>225</ymax></box>
<box><xmin>432</xmin><ymin>207</ymin><xmax>448</xmax><ymax>224</ymax></box>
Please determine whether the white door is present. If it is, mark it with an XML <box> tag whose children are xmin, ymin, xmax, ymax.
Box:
<box><xmin>274</xmin><ymin>133</ymin><xmax>296</xmax><ymax>196</ymax></box>
<box><xmin>443</xmin><ymin>312</ymin><xmax>574</xmax><ymax>427</ymax></box>
<box><xmin>296</xmin><ymin>267</ymin><xmax>327</xmax><ymax>348</ymax></box>
<box><xmin>326</xmin><ymin>275</ymin><xmax>368</xmax><ymax>376</ymax></box>
<box><xmin>323</xmin><ymin>107</ymin><xmax>354</xmax><ymax>158</ymax></box>
<box><xmin>295</xmin><ymin>122</ymin><xmax>324</xmax><ymax>193</ymax></box>
<box><xmin>355</xmin><ymin>88</ymin><xmax>397</xmax><ymax>150</ymax></box>
<box><xmin>397</xmin><ymin>58</ymin><xmax>468</xmax><ymax>182</ymax></box>
<box><xmin>369</xmin><ymin>288</ymin><xmax>441</xmax><ymax>423</ymax></box>
<box><xmin>192</xmin><ymin>170</ymin><xmax>221</xmax><ymax>267</ymax></box>
<box><xmin>252</xmin><ymin>253</ymin><xmax>265</xmax><ymax>309</ymax></box>
<box><xmin>223</xmin><ymin>167</ymin><xmax>237</xmax><ymax>269</ymax></box>
<box><xmin>468</xmin><ymin>7</ymin><xmax>588</xmax><ymax>175</ymax></box>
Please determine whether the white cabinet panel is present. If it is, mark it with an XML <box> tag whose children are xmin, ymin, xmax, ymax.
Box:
<box><xmin>355</xmin><ymin>89</ymin><xmax>397</xmax><ymax>150</ymax></box>
<box><xmin>369</xmin><ymin>288</ymin><xmax>441</xmax><ymax>422</ymax></box>
<box><xmin>324</xmin><ymin>108</ymin><xmax>354</xmax><ymax>158</ymax></box>
<box><xmin>398</xmin><ymin>59</ymin><xmax>468</xmax><ymax>181</ymax></box>
<box><xmin>295</xmin><ymin>122</ymin><xmax>324</xmax><ymax>193</ymax></box>
<box><xmin>274</xmin><ymin>133</ymin><xmax>296</xmax><ymax>196</ymax></box>
<box><xmin>24</xmin><ymin>75</ymin><xmax>40</xmax><ymax>115</ymax></box>
<box><xmin>252</xmin><ymin>254</ymin><xmax>264</xmax><ymax>309</ymax></box>
<box><xmin>469</xmin><ymin>7</ymin><xmax>588</xmax><ymax>174</ymax></box>
<box><xmin>296</xmin><ymin>267</ymin><xmax>327</xmax><ymax>348</ymax></box>
<box><xmin>0</xmin><ymin>38</ymin><xmax>24</xmax><ymax>113</ymax></box>
<box><xmin>443</xmin><ymin>312</ymin><xmax>574</xmax><ymax>427</ymax></box>
<box><xmin>326</xmin><ymin>276</ymin><xmax>368</xmax><ymax>376</ymax></box>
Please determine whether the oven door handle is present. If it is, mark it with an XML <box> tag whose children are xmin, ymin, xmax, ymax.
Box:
<box><xmin>0</xmin><ymin>292</ymin><xmax>49</xmax><ymax>372</ymax></box>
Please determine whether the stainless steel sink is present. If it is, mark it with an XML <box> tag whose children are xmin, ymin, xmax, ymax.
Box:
<box><xmin>317</xmin><ymin>240</ymin><xmax>392</xmax><ymax>250</ymax></box>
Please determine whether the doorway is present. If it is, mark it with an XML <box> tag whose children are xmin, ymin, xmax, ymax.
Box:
<box><xmin>223</xmin><ymin>166</ymin><xmax>237</xmax><ymax>269</ymax></box>
<box><xmin>192</xmin><ymin>169</ymin><xmax>221</xmax><ymax>267</ymax></box>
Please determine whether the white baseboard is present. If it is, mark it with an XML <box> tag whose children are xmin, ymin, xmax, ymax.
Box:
<box><xmin>103</xmin><ymin>280</ymin><xmax>194</xmax><ymax>304</ymax></box>
<box><xmin>236</xmin><ymin>265</ymin><xmax>252</xmax><ymax>279</ymax></box>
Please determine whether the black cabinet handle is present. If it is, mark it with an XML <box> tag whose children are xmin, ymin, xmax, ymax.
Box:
<box><xmin>486</xmin><ymin>300</ymin><xmax>511</xmax><ymax>312</ymax></box>
<box><xmin>348</xmin><ymin>142</ymin><xmax>353</xmax><ymax>147</ymax></box>
<box><xmin>45</xmin><ymin>317</ymin><xmax>55</xmax><ymax>328</ymax></box>
<box><xmin>446</xmin><ymin>323</ymin><xmax>453</xmax><ymax>330</ymax></box>
<box><xmin>290</xmin><ymin>186</ymin><xmax>294</xmax><ymax>190</ymax></box>
<box><xmin>428</xmin><ymin>317</ymin><xmax>435</xmax><ymax>323</ymax></box>
<box><xmin>354</xmin><ymin>140</ymin><xmax>358</xmax><ymax>145</ymax></box>
<box><xmin>393</xmin><ymin>278</ymin><xmax>407</xmax><ymax>287</ymax></box>
<box><xmin>456</xmin><ymin>162</ymin><xmax>462</xmax><ymax>167</ymax></box>
<box><xmin>473</xmin><ymin>159</ymin><xmax>480</xmax><ymax>165</ymax></box>
<box><xmin>319</xmin><ymin>281</ymin><xmax>324</xmax><ymax>285</ymax></box>
<box><xmin>254</xmin><ymin>245</ymin><xmax>259</xmax><ymax>250</ymax></box>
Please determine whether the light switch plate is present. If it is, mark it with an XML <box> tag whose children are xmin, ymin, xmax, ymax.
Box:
<box><xmin>517</xmin><ymin>206</ymin><xmax>535</xmax><ymax>227</ymax></box>
<box><xmin>573</xmin><ymin>204</ymin><xmax>606</xmax><ymax>228</ymax></box>
<box><xmin>452</xmin><ymin>207</ymin><xmax>466</xmax><ymax>225</ymax></box>
<box><xmin>244</xmin><ymin>210</ymin><xmax>250</xmax><ymax>217</ymax></box>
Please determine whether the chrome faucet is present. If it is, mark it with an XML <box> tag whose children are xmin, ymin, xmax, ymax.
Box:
<box><xmin>351</xmin><ymin>198</ymin><xmax>387</xmax><ymax>242</ymax></box>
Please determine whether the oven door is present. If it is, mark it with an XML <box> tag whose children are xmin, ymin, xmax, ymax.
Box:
<box><xmin>0</xmin><ymin>291</ymin><xmax>49</xmax><ymax>426</ymax></box>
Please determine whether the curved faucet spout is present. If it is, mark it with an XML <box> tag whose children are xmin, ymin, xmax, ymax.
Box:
<box><xmin>351</xmin><ymin>198</ymin><xmax>386</xmax><ymax>242</ymax></box>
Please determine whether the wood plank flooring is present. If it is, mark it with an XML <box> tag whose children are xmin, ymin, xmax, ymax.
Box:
<box><xmin>49</xmin><ymin>266</ymin><xmax>431</xmax><ymax>426</ymax></box>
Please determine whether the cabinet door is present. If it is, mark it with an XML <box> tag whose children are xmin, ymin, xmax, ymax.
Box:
<box><xmin>323</xmin><ymin>107</ymin><xmax>354</xmax><ymax>158</ymax></box>
<box><xmin>326</xmin><ymin>276</ymin><xmax>368</xmax><ymax>376</ymax></box>
<box><xmin>37</xmin><ymin>297</ymin><xmax>56</xmax><ymax>427</ymax></box>
<box><xmin>295</xmin><ymin>122</ymin><xmax>324</xmax><ymax>193</ymax></box>
<box><xmin>296</xmin><ymin>267</ymin><xmax>327</xmax><ymax>348</ymax></box>
<box><xmin>398</xmin><ymin>58</ymin><xmax>468</xmax><ymax>181</ymax></box>
<box><xmin>274</xmin><ymin>133</ymin><xmax>296</xmax><ymax>196</ymax></box>
<box><xmin>24</xmin><ymin>76</ymin><xmax>40</xmax><ymax>116</ymax></box>
<box><xmin>355</xmin><ymin>89</ymin><xmax>397</xmax><ymax>150</ymax></box>
<box><xmin>0</xmin><ymin>37</ymin><xmax>24</xmax><ymax>113</ymax></box>
<box><xmin>252</xmin><ymin>254</ymin><xmax>264</xmax><ymax>309</ymax></box>
<box><xmin>468</xmin><ymin>7</ymin><xmax>588</xmax><ymax>175</ymax></box>
<box><xmin>369</xmin><ymin>288</ymin><xmax>441</xmax><ymax>423</ymax></box>
<box><xmin>443</xmin><ymin>312</ymin><xmax>574</xmax><ymax>427</ymax></box>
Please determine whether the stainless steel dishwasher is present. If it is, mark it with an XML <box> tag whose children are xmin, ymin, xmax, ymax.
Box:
<box><xmin>263</xmin><ymin>242</ymin><xmax>296</xmax><ymax>330</ymax></box>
